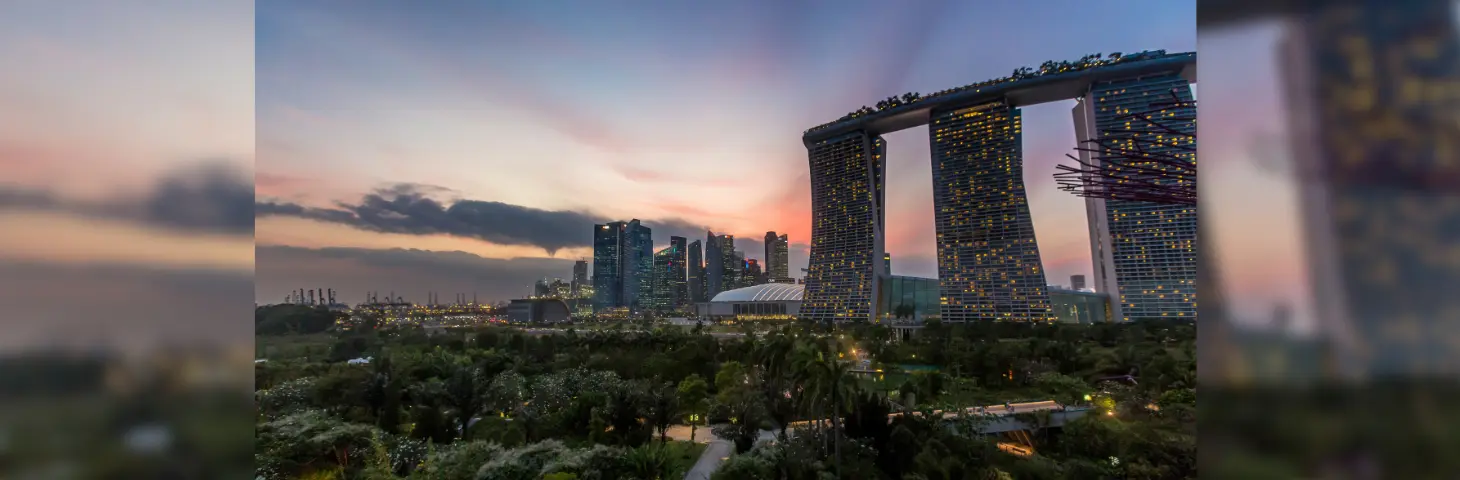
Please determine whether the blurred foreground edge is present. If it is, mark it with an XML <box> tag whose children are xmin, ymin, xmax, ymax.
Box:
<box><xmin>1200</xmin><ymin>0</ymin><xmax>1460</xmax><ymax>478</ymax></box>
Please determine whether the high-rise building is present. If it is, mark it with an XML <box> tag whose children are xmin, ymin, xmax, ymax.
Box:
<box><xmin>931</xmin><ymin>101</ymin><xmax>1052</xmax><ymax>322</ymax></box>
<box><xmin>1075</xmin><ymin>76</ymin><xmax>1197</xmax><ymax>321</ymax></box>
<box><xmin>668</xmin><ymin>236</ymin><xmax>688</xmax><ymax>307</ymax></box>
<box><xmin>592</xmin><ymin>220</ymin><xmax>653</xmax><ymax>313</ymax></box>
<box><xmin>687</xmin><ymin>240</ymin><xmax>705</xmax><ymax>303</ymax></box>
<box><xmin>801</xmin><ymin>133</ymin><xmax>887</xmax><ymax>323</ymax></box>
<box><xmin>727</xmin><ymin>249</ymin><xmax>745</xmax><ymax>290</ymax></box>
<box><xmin>623</xmin><ymin>220</ymin><xmax>654</xmax><ymax>313</ymax></box>
<box><xmin>534</xmin><ymin>279</ymin><xmax>551</xmax><ymax>298</ymax></box>
<box><xmin>571</xmin><ymin>260</ymin><xmax>589</xmax><ymax>296</ymax></box>
<box><xmin>744</xmin><ymin>258</ymin><xmax>763</xmax><ymax>286</ymax></box>
<box><xmin>721</xmin><ymin>237</ymin><xmax>738</xmax><ymax>289</ymax></box>
<box><xmin>592</xmin><ymin>222</ymin><xmax>627</xmax><ymax>310</ymax></box>
<box><xmin>706</xmin><ymin>233</ymin><xmax>736</xmax><ymax>295</ymax></box>
<box><xmin>765</xmin><ymin>232</ymin><xmax>790</xmax><ymax>282</ymax></box>
<box><xmin>1070</xmin><ymin>274</ymin><xmax>1087</xmax><ymax>291</ymax></box>
<box><xmin>651</xmin><ymin>246</ymin><xmax>679</xmax><ymax>311</ymax></box>
<box><xmin>547</xmin><ymin>279</ymin><xmax>570</xmax><ymax>298</ymax></box>
<box><xmin>883</xmin><ymin>253</ymin><xmax>892</xmax><ymax>275</ymax></box>
<box><xmin>705</xmin><ymin>231</ymin><xmax>723</xmax><ymax>298</ymax></box>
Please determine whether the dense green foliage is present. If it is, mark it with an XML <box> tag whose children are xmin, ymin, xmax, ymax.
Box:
<box><xmin>257</xmin><ymin>304</ymin><xmax>344</xmax><ymax>335</ymax></box>
<box><xmin>255</xmin><ymin>319</ymin><xmax>1195</xmax><ymax>479</ymax></box>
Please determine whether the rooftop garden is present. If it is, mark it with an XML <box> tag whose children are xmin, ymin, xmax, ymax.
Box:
<box><xmin>805</xmin><ymin>50</ymin><xmax>1181</xmax><ymax>135</ymax></box>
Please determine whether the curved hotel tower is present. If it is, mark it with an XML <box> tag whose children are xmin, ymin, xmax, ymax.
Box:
<box><xmin>801</xmin><ymin>51</ymin><xmax>1197</xmax><ymax>324</ymax></box>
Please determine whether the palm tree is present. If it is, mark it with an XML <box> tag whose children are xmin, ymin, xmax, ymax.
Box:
<box><xmin>646</xmin><ymin>381</ymin><xmax>680</xmax><ymax>443</ymax></box>
<box><xmin>893</xmin><ymin>304</ymin><xmax>916</xmax><ymax>321</ymax></box>
<box><xmin>791</xmin><ymin>338</ymin><xmax>862</xmax><ymax>477</ymax></box>
<box><xmin>625</xmin><ymin>443</ymin><xmax>682</xmax><ymax>479</ymax></box>
<box><xmin>753</xmin><ymin>333</ymin><xmax>799</xmax><ymax>438</ymax></box>
<box><xmin>442</xmin><ymin>365</ymin><xmax>486</xmax><ymax>439</ymax></box>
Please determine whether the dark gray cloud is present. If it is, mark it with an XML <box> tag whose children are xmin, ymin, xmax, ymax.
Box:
<box><xmin>137</xmin><ymin>161</ymin><xmax>255</xmax><ymax>233</ymax></box>
<box><xmin>642</xmin><ymin>218</ymin><xmax>715</xmax><ymax>249</ymax></box>
<box><xmin>0</xmin><ymin>160</ymin><xmax>254</xmax><ymax>235</ymax></box>
<box><xmin>256</xmin><ymin>245</ymin><xmax>579</xmax><ymax>304</ymax></box>
<box><xmin>257</xmin><ymin>184</ymin><xmax>710</xmax><ymax>256</ymax></box>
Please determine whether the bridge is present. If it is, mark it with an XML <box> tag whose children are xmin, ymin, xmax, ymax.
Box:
<box><xmin>802</xmin><ymin>51</ymin><xmax>1196</xmax><ymax>142</ymax></box>
<box><xmin>785</xmin><ymin>400</ymin><xmax>1091</xmax><ymax>434</ymax></box>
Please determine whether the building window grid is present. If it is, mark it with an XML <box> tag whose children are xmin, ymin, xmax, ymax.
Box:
<box><xmin>1091</xmin><ymin>75</ymin><xmax>1199</xmax><ymax>320</ymax></box>
<box><xmin>929</xmin><ymin>101</ymin><xmax>1053</xmax><ymax>322</ymax></box>
<box><xmin>803</xmin><ymin>71</ymin><xmax>1195</xmax><ymax>324</ymax></box>
<box><xmin>803</xmin><ymin>132</ymin><xmax>884</xmax><ymax>322</ymax></box>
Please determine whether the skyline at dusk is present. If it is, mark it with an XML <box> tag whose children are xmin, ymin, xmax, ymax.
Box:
<box><xmin>250</xmin><ymin>1</ymin><xmax>1308</xmax><ymax>329</ymax></box>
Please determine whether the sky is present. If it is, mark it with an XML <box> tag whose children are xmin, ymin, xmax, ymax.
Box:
<box><xmin>247</xmin><ymin>1</ymin><xmax>1308</xmax><ymax>328</ymax></box>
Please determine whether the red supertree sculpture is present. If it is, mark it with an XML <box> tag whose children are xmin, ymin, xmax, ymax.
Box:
<box><xmin>1053</xmin><ymin>88</ymin><xmax>1197</xmax><ymax>206</ymax></box>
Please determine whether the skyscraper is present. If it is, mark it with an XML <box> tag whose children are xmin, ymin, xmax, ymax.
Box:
<box><xmin>802</xmin><ymin>132</ymin><xmax>887</xmax><ymax>323</ymax></box>
<box><xmin>622</xmin><ymin>219</ymin><xmax>653</xmax><ymax>312</ymax></box>
<box><xmin>705</xmin><ymin>231</ymin><xmax>723</xmax><ymax>298</ymax></box>
<box><xmin>1076</xmin><ymin>76</ymin><xmax>1197</xmax><ymax>321</ymax></box>
<box><xmin>687</xmin><ymin>239</ymin><xmax>705</xmax><ymax>303</ymax></box>
<box><xmin>545</xmin><ymin>279</ymin><xmax>570</xmax><ymax>298</ymax></box>
<box><xmin>669</xmin><ymin>236</ymin><xmax>688</xmax><ymax>307</ymax></box>
<box><xmin>571</xmin><ymin>260</ymin><xmax>588</xmax><ymax>296</ymax></box>
<box><xmin>721</xmin><ymin>236</ymin><xmax>738</xmax><ymax>290</ymax></box>
<box><xmin>1071</xmin><ymin>274</ymin><xmax>1086</xmax><ymax>291</ymax></box>
<box><xmin>592</xmin><ymin>222</ymin><xmax>627</xmax><ymax>310</ymax></box>
<box><xmin>931</xmin><ymin>101</ymin><xmax>1052</xmax><ymax>322</ymax></box>
<box><xmin>651</xmin><ymin>246</ymin><xmax>676</xmax><ymax>311</ymax></box>
<box><xmin>765</xmin><ymin>232</ymin><xmax>790</xmax><ymax>282</ymax></box>
<box><xmin>883</xmin><ymin>253</ymin><xmax>892</xmax><ymax>275</ymax></box>
<box><xmin>744</xmin><ymin>258</ymin><xmax>763</xmax><ymax>286</ymax></box>
<box><xmin>706</xmin><ymin>232</ymin><xmax>737</xmax><ymax>295</ymax></box>
<box><xmin>727</xmin><ymin>248</ymin><xmax>744</xmax><ymax>290</ymax></box>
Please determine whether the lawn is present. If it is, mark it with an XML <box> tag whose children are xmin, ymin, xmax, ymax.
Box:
<box><xmin>256</xmin><ymin>333</ymin><xmax>334</xmax><ymax>360</ymax></box>
<box><xmin>665</xmin><ymin>440</ymin><xmax>707</xmax><ymax>475</ymax></box>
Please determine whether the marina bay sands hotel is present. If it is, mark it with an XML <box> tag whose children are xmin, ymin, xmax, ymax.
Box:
<box><xmin>801</xmin><ymin>51</ymin><xmax>1196</xmax><ymax>324</ymax></box>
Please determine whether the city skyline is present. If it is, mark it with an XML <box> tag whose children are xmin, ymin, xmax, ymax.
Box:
<box><xmin>248</xmin><ymin>1</ymin><xmax>1311</xmax><ymax>329</ymax></box>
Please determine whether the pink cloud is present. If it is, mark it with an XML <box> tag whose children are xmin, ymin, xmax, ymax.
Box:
<box><xmin>254</xmin><ymin>172</ymin><xmax>314</xmax><ymax>199</ymax></box>
<box><xmin>613</xmin><ymin>165</ymin><xmax>744</xmax><ymax>188</ymax></box>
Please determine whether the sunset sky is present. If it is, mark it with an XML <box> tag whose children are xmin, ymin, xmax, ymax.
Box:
<box><xmin>0</xmin><ymin>1</ymin><xmax>1306</xmax><ymax>335</ymax></box>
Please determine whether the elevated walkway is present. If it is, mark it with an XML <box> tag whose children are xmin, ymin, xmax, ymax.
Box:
<box><xmin>785</xmin><ymin>400</ymin><xmax>1091</xmax><ymax>434</ymax></box>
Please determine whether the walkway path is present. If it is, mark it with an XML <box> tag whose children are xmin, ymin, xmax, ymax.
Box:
<box><xmin>671</xmin><ymin>425</ymin><xmax>778</xmax><ymax>480</ymax></box>
<box><xmin>672</xmin><ymin>400</ymin><xmax>1068</xmax><ymax>479</ymax></box>
<box><xmin>683</xmin><ymin>439</ymin><xmax>733</xmax><ymax>480</ymax></box>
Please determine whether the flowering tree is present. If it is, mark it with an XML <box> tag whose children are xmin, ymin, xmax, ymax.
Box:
<box><xmin>257</xmin><ymin>377</ymin><xmax>318</xmax><ymax>418</ymax></box>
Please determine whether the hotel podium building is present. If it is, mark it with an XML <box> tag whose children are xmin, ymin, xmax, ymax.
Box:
<box><xmin>801</xmin><ymin>51</ymin><xmax>1196</xmax><ymax>324</ymax></box>
<box><xmin>930</xmin><ymin>101</ymin><xmax>1052</xmax><ymax>322</ymax></box>
<box><xmin>1075</xmin><ymin>75</ymin><xmax>1198</xmax><ymax>322</ymax></box>
<box><xmin>799</xmin><ymin>134</ymin><xmax>889</xmax><ymax>322</ymax></box>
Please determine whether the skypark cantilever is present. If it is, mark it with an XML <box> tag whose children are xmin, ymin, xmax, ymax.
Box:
<box><xmin>798</xmin><ymin>51</ymin><xmax>1197</xmax><ymax>325</ymax></box>
<box><xmin>802</xmin><ymin>52</ymin><xmax>1196</xmax><ymax>143</ymax></box>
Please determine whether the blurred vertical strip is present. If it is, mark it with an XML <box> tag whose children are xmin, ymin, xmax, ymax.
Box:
<box><xmin>1200</xmin><ymin>0</ymin><xmax>1460</xmax><ymax>477</ymax></box>
<box><xmin>0</xmin><ymin>0</ymin><xmax>255</xmax><ymax>478</ymax></box>
<box><xmin>1288</xmin><ymin>0</ymin><xmax>1460</xmax><ymax>379</ymax></box>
